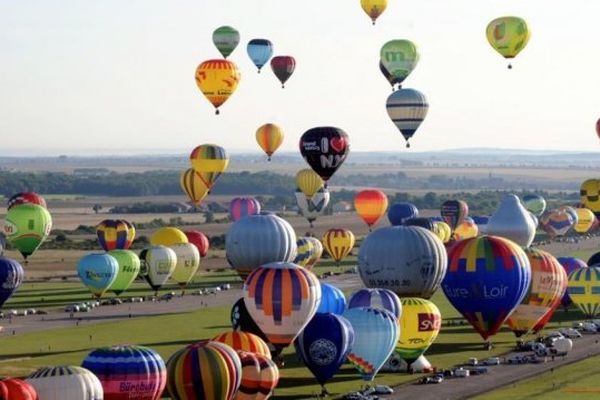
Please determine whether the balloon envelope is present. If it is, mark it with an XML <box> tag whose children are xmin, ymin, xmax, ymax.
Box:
<box><xmin>235</xmin><ymin>351</ymin><xmax>279</xmax><ymax>400</ymax></box>
<box><xmin>0</xmin><ymin>257</ymin><xmax>24</xmax><ymax>308</ymax></box>
<box><xmin>270</xmin><ymin>56</ymin><xmax>295</xmax><ymax>88</ymax></box>
<box><xmin>440</xmin><ymin>200</ymin><xmax>468</xmax><ymax>231</ymax></box>
<box><xmin>354</xmin><ymin>190</ymin><xmax>388</xmax><ymax>228</ymax></box>
<box><xmin>557</xmin><ymin>257</ymin><xmax>588</xmax><ymax>308</ymax></box>
<box><xmin>295</xmin><ymin>169</ymin><xmax>324</xmax><ymax>198</ymax></box>
<box><xmin>347</xmin><ymin>288</ymin><xmax>402</xmax><ymax>319</ymax></box>
<box><xmin>247</xmin><ymin>39</ymin><xmax>273</xmax><ymax>72</ymax></box>
<box><xmin>540</xmin><ymin>209</ymin><xmax>574</xmax><ymax>238</ymax></box>
<box><xmin>7</xmin><ymin>192</ymin><xmax>46</xmax><ymax>211</ymax></box>
<box><xmin>380</xmin><ymin>40</ymin><xmax>419</xmax><ymax>85</ymax></box>
<box><xmin>150</xmin><ymin>227</ymin><xmax>187</xmax><ymax>247</ymax></box>
<box><xmin>3</xmin><ymin>204</ymin><xmax>52</xmax><ymax>259</ymax></box>
<box><xmin>180</xmin><ymin>168</ymin><xmax>210</xmax><ymax>206</ymax></box>
<box><xmin>486</xmin><ymin>195</ymin><xmax>536</xmax><ymax>247</ymax></box>
<box><xmin>387</xmin><ymin>202</ymin><xmax>418</xmax><ymax>226</ymax></box>
<box><xmin>139</xmin><ymin>246</ymin><xmax>177</xmax><ymax>291</ymax></box>
<box><xmin>256</xmin><ymin>123</ymin><xmax>284</xmax><ymax>160</ymax></box>
<box><xmin>97</xmin><ymin>219</ymin><xmax>135</xmax><ymax>252</ymax></box>
<box><xmin>295</xmin><ymin>188</ymin><xmax>330</xmax><ymax>227</ymax></box>
<box><xmin>522</xmin><ymin>194</ymin><xmax>546</xmax><ymax>216</ymax></box>
<box><xmin>27</xmin><ymin>366</ymin><xmax>103</xmax><ymax>400</ymax></box>
<box><xmin>107</xmin><ymin>249</ymin><xmax>140</xmax><ymax>296</ymax></box>
<box><xmin>184</xmin><ymin>230</ymin><xmax>210</xmax><ymax>258</ymax></box>
<box><xmin>195</xmin><ymin>60</ymin><xmax>240</xmax><ymax>114</ymax></box>
<box><xmin>229</xmin><ymin>197</ymin><xmax>261</xmax><ymax>222</ymax></box>
<box><xmin>396</xmin><ymin>298</ymin><xmax>441</xmax><ymax>363</ymax></box>
<box><xmin>299</xmin><ymin>127</ymin><xmax>350</xmax><ymax>182</ymax></box>
<box><xmin>212</xmin><ymin>26</ymin><xmax>240</xmax><ymax>58</ymax></box>
<box><xmin>322</xmin><ymin>228</ymin><xmax>355</xmax><ymax>264</ymax></box>
<box><xmin>360</xmin><ymin>0</ymin><xmax>387</xmax><ymax>24</ymax></box>
<box><xmin>189</xmin><ymin>144</ymin><xmax>229</xmax><ymax>190</ymax></box>
<box><xmin>317</xmin><ymin>283</ymin><xmax>347</xmax><ymax>315</ymax></box>
<box><xmin>567</xmin><ymin>267</ymin><xmax>600</xmax><ymax>317</ymax></box>
<box><xmin>0</xmin><ymin>378</ymin><xmax>37</xmax><ymax>400</ymax></box>
<box><xmin>169</xmin><ymin>243</ymin><xmax>200</xmax><ymax>288</ymax></box>
<box><xmin>212</xmin><ymin>330</ymin><xmax>271</xmax><ymax>360</ymax></box>
<box><xmin>486</xmin><ymin>16</ymin><xmax>530</xmax><ymax>64</ymax></box>
<box><xmin>386</xmin><ymin>88</ymin><xmax>428</xmax><ymax>148</ymax></box>
<box><xmin>77</xmin><ymin>253</ymin><xmax>119</xmax><ymax>298</ymax></box>
<box><xmin>580</xmin><ymin>179</ymin><xmax>600</xmax><ymax>216</ymax></box>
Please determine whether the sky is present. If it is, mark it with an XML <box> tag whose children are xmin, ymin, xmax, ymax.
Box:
<box><xmin>2</xmin><ymin>0</ymin><xmax>600</xmax><ymax>155</ymax></box>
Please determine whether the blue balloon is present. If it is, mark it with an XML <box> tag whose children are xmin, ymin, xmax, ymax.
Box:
<box><xmin>247</xmin><ymin>39</ymin><xmax>273</xmax><ymax>72</ymax></box>
<box><xmin>77</xmin><ymin>253</ymin><xmax>119</xmax><ymax>298</ymax></box>
<box><xmin>387</xmin><ymin>202</ymin><xmax>418</xmax><ymax>226</ymax></box>
<box><xmin>317</xmin><ymin>283</ymin><xmax>346</xmax><ymax>315</ymax></box>
<box><xmin>347</xmin><ymin>288</ymin><xmax>402</xmax><ymax>319</ymax></box>
<box><xmin>0</xmin><ymin>256</ymin><xmax>24</xmax><ymax>308</ymax></box>
<box><xmin>403</xmin><ymin>217</ymin><xmax>435</xmax><ymax>231</ymax></box>
<box><xmin>294</xmin><ymin>313</ymin><xmax>354</xmax><ymax>388</ymax></box>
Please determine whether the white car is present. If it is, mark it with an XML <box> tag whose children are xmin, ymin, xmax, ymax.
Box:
<box><xmin>581</xmin><ymin>322</ymin><xmax>599</xmax><ymax>333</ymax></box>
<box><xmin>559</xmin><ymin>328</ymin><xmax>582</xmax><ymax>339</ymax></box>
<box><xmin>467</xmin><ymin>357</ymin><xmax>478</xmax><ymax>366</ymax></box>
<box><xmin>454</xmin><ymin>368</ymin><xmax>470</xmax><ymax>377</ymax></box>
<box><xmin>483</xmin><ymin>357</ymin><xmax>501</xmax><ymax>366</ymax></box>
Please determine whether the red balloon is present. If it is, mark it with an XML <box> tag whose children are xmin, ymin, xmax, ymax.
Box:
<box><xmin>0</xmin><ymin>378</ymin><xmax>38</xmax><ymax>400</ymax></box>
<box><xmin>184</xmin><ymin>230</ymin><xmax>209</xmax><ymax>258</ymax></box>
<box><xmin>596</xmin><ymin>118</ymin><xmax>600</xmax><ymax>139</ymax></box>
<box><xmin>7</xmin><ymin>192</ymin><xmax>46</xmax><ymax>211</ymax></box>
<box><xmin>270</xmin><ymin>56</ymin><xmax>296</xmax><ymax>88</ymax></box>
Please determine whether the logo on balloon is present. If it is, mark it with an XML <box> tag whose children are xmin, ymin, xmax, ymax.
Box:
<box><xmin>418</xmin><ymin>313</ymin><xmax>441</xmax><ymax>332</ymax></box>
<box><xmin>309</xmin><ymin>338</ymin><xmax>337</xmax><ymax>366</ymax></box>
<box><xmin>330</xmin><ymin>137</ymin><xmax>347</xmax><ymax>153</ymax></box>
<box><xmin>2</xmin><ymin>220</ymin><xmax>17</xmax><ymax>235</ymax></box>
<box><xmin>302</xmin><ymin>141</ymin><xmax>320</xmax><ymax>151</ymax></box>
<box><xmin>443</xmin><ymin>284</ymin><xmax>509</xmax><ymax>299</ymax></box>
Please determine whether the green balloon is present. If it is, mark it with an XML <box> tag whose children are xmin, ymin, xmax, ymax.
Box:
<box><xmin>3</xmin><ymin>204</ymin><xmax>52</xmax><ymax>259</ymax></box>
<box><xmin>380</xmin><ymin>39</ymin><xmax>419</xmax><ymax>85</ymax></box>
<box><xmin>107</xmin><ymin>249</ymin><xmax>140</xmax><ymax>296</ymax></box>
<box><xmin>212</xmin><ymin>25</ymin><xmax>240</xmax><ymax>58</ymax></box>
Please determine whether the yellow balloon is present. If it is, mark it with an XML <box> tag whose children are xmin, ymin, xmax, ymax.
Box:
<box><xmin>453</xmin><ymin>220</ymin><xmax>478</xmax><ymax>241</ymax></box>
<box><xmin>180</xmin><ymin>168</ymin><xmax>209</xmax><ymax>206</ymax></box>
<box><xmin>295</xmin><ymin>169</ymin><xmax>324</xmax><ymax>198</ymax></box>
<box><xmin>486</xmin><ymin>16</ymin><xmax>530</xmax><ymax>68</ymax></box>
<box><xmin>189</xmin><ymin>144</ymin><xmax>229</xmax><ymax>191</ymax></box>
<box><xmin>195</xmin><ymin>59</ymin><xmax>240</xmax><ymax>114</ymax></box>
<box><xmin>433</xmin><ymin>221</ymin><xmax>452</xmax><ymax>243</ymax></box>
<box><xmin>575</xmin><ymin>208</ymin><xmax>595</xmax><ymax>233</ymax></box>
<box><xmin>360</xmin><ymin>0</ymin><xmax>387</xmax><ymax>25</ymax></box>
<box><xmin>396</xmin><ymin>298</ymin><xmax>441</xmax><ymax>362</ymax></box>
<box><xmin>150</xmin><ymin>227</ymin><xmax>188</xmax><ymax>246</ymax></box>
<box><xmin>256</xmin><ymin>123</ymin><xmax>284</xmax><ymax>161</ymax></box>
<box><xmin>322</xmin><ymin>228</ymin><xmax>355</xmax><ymax>264</ymax></box>
<box><xmin>581</xmin><ymin>179</ymin><xmax>600</xmax><ymax>215</ymax></box>
<box><xmin>568</xmin><ymin>266</ymin><xmax>600</xmax><ymax>317</ymax></box>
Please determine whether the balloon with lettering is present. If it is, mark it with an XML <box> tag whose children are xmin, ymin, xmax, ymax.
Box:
<box><xmin>506</xmin><ymin>248</ymin><xmax>567</xmax><ymax>337</ymax></box>
<box><xmin>195</xmin><ymin>59</ymin><xmax>240</xmax><ymax>114</ymax></box>
<box><xmin>229</xmin><ymin>197</ymin><xmax>262</xmax><ymax>222</ymax></box>
<box><xmin>379</xmin><ymin>61</ymin><xmax>402</xmax><ymax>89</ymax></box>
<box><xmin>295</xmin><ymin>188</ymin><xmax>330</xmax><ymax>227</ymax></box>
<box><xmin>317</xmin><ymin>283</ymin><xmax>347</xmax><ymax>315</ymax></box>
<box><xmin>3</xmin><ymin>204</ymin><xmax>52</xmax><ymax>260</ymax></box>
<box><xmin>235</xmin><ymin>351</ymin><xmax>279</xmax><ymax>400</ymax></box>
<box><xmin>107</xmin><ymin>250</ymin><xmax>140</xmax><ymax>296</ymax></box>
<box><xmin>580</xmin><ymin>179</ymin><xmax>600</xmax><ymax>216</ymax></box>
<box><xmin>184</xmin><ymin>230</ymin><xmax>210</xmax><ymax>258</ymax></box>
<box><xmin>322</xmin><ymin>228</ymin><xmax>355</xmax><ymax>265</ymax></box>
<box><xmin>139</xmin><ymin>245</ymin><xmax>177</xmax><ymax>292</ymax></box>
<box><xmin>256</xmin><ymin>123</ymin><xmax>284</xmax><ymax>161</ymax></box>
<box><xmin>7</xmin><ymin>192</ymin><xmax>46</xmax><ymax>211</ymax></box>
<box><xmin>212</xmin><ymin>330</ymin><xmax>271</xmax><ymax>360</ymax></box>
<box><xmin>189</xmin><ymin>144</ymin><xmax>229</xmax><ymax>191</ymax></box>
<box><xmin>567</xmin><ymin>266</ymin><xmax>600</xmax><ymax>318</ymax></box>
<box><xmin>247</xmin><ymin>39</ymin><xmax>273</xmax><ymax>73</ymax></box>
<box><xmin>169</xmin><ymin>243</ymin><xmax>201</xmax><ymax>289</ymax></box>
<box><xmin>270</xmin><ymin>56</ymin><xmax>295</xmax><ymax>88</ymax></box>
<box><xmin>379</xmin><ymin>40</ymin><xmax>419</xmax><ymax>86</ymax></box>
<box><xmin>0</xmin><ymin>257</ymin><xmax>24</xmax><ymax>308</ymax></box>
<box><xmin>486</xmin><ymin>16</ymin><xmax>531</xmax><ymax>69</ymax></box>
<box><xmin>440</xmin><ymin>200</ymin><xmax>468</xmax><ymax>232</ymax></box>
<box><xmin>486</xmin><ymin>194</ymin><xmax>536</xmax><ymax>247</ymax></box>
<box><xmin>150</xmin><ymin>227</ymin><xmax>188</xmax><ymax>247</ymax></box>
<box><xmin>82</xmin><ymin>345</ymin><xmax>167</xmax><ymax>400</ymax></box>
<box><xmin>294</xmin><ymin>313</ymin><xmax>354</xmax><ymax>392</ymax></box>
<box><xmin>387</xmin><ymin>202</ymin><xmax>418</xmax><ymax>226</ymax></box>
<box><xmin>295</xmin><ymin>169</ymin><xmax>324</xmax><ymax>198</ymax></box>
<box><xmin>212</xmin><ymin>26</ymin><xmax>240</xmax><ymax>58</ymax></box>
<box><xmin>443</xmin><ymin>236</ymin><xmax>531</xmax><ymax>341</ymax></box>
<box><xmin>342</xmin><ymin>307</ymin><xmax>399</xmax><ymax>381</ymax></box>
<box><xmin>180</xmin><ymin>168</ymin><xmax>210</xmax><ymax>207</ymax></box>
<box><xmin>557</xmin><ymin>257</ymin><xmax>587</xmax><ymax>308</ymax></box>
<box><xmin>77</xmin><ymin>253</ymin><xmax>119</xmax><ymax>298</ymax></box>
<box><xmin>396</xmin><ymin>298</ymin><xmax>441</xmax><ymax>363</ymax></box>
<box><xmin>347</xmin><ymin>288</ymin><xmax>402</xmax><ymax>319</ymax></box>
<box><xmin>27</xmin><ymin>366</ymin><xmax>103</xmax><ymax>400</ymax></box>
<box><xmin>358</xmin><ymin>226</ymin><xmax>447</xmax><ymax>299</ymax></box>
<box><xmin>299</xmin><ymin>127</ymin><xmax>350</xmax><ymax>183</ymax></box>
<box><xmin>354</xmin><ymin>190</ymin><xmax>388</xmax><ymax>230</ymax></box>
<box><xmin>521</xmin><ymin>194</ymin><xmax>546</xmax><ymax>217</ymax></box>
<box><xmin>0</xmin><ymin>378</ymin><xmax>37</xmax><ymax>400</ymax></box>
<box><xmin>386</xmin><ymin>88</ymin><xmax>429</xmax><ymax>148</ymax></box>
<box><xmin>574</xmin><ymin>208</ymin><xmax>595</xmax><ymax>233</ymax></box>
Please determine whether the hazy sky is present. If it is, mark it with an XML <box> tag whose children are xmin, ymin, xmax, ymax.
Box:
<box><xmin>2</xmin><ymin>0</ymin><xmax>600</xmax><ymax>155</ymax></box>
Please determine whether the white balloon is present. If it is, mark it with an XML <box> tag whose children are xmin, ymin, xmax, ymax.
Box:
<box><xmin>486</xmin><ymin>195</ymin><xmax>536</xmax><ymax>247</ymax></box>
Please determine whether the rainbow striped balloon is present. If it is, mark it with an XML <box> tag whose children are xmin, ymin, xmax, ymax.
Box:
<box><xmin>166</xmin><ymin>341</ymin><xmax>241</xmax><ymax>400</ymax></box>
<box><xmin>212</xmin><ymin>331</ymin><xmax>271</xmax><ymax>360</ymax></box>
<box><xmin>236</xmin><ymin>351</ymin><xmax>279</xmax><ymax>400</ymax></box>
<box><xmin>567</xmin><ymin>266</ymin><xmax>600</xmax><ymax>317</ymax></box>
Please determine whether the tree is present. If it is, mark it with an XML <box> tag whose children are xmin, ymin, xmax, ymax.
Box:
<box><xmin>92</xmin><ymin>204</ymin><xmax>102</xmax><ymax>214</ymax></box>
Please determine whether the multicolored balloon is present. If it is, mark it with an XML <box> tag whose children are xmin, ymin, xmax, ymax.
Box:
<box><xmin>440</xmin><ymin>200</ymin><xmax>468</xmax><ymax>232</ymax></box>
<box><xmin>82</xmin><ymin>345</ymin><xmax>166</xmax><ymax>400</ymax></box>
<box><xmin>150</xmin><ymin>227</ymin><xmax>188</xmax><ymax>247</ymax></box>
<box><xmin>386</xmin><ymin>88</ymin><xmax>428</xmax><ymax>148</ymax></box>
<box><xmin>96</xmin><ymin>219</ymin><xmax>135</xmax><ymax>252</ymax></box>
<box><xmin>235</xmin><ymin>351</ymin><xmax>279</xmax><ymax>400</ymax></box>
<box><xmin>189</xmin><ymin>144</ymin><xmax>229</xmax><ymax>190</ymax></box>
<box><xmin>7</xmin><ymin>192</ymin><xmax>46</xmax><ymax>211</ymax></box>
<box><xmin>354</xmin><ymin>190</ymin><xmax>388</xmax><ymax>230</ymax></box>
<box><xmin>184</xmin><ymin>230</ymin><xmax>210</xmax><ymax>258</ymax></box>
<box><xmin>453</xmin><ymin>219</ymin><xmax>479</xmax><ymax>241</ymax></box>
<box><xmin>169</xmin><ymin>243</ymin><xmax>201</xmax><ymax>288</ymax></box>
<box><xmin>317</xmin><ymin>283</ymin><xmax>347</xmax><ymax>315</ymax></box>
<box><xmin>229</xmin><ymin>197</ymin><xmax>262</xmax><ymax>222</ymax></box>
<box><xmin>360</xmin><ymin>0</ymin><xmax>387</xmax><ymax>25</ymax></box>
<box><xmin>299</xmin><ymin>127</ymin><xmax>350</xmax><ymax>183</ymax></box>
<box><xmin>139</xmin><ymin>245</ymin><xmax>177</xmax><ymax>292</ymax></box>
<box><xmin>380</xmin><ymin>40</ymin><xmax>419</xmax><ymax>86</ymax></box>
<box><xmin>270</xmin><ymin>56</ymin><xmax>295</xmax><ymax>88</ymax></box>
<box><xmin>540</xmin><ymin>209</ymin><xmax>574</xmax><ymax>238</ymax></box>
<box><xmin>180</xmin><ymin>168</ymin><xmax>210</xmax><ymax>206</ymax></box>
<box><xmin>0</xmin><ymin>378</ymin><xmax>37</xmax><ymax>400</ymax></box>
<box><xmin>212</xmin><ymin>330</ymin><xmax>271</xmax><ymax>360</ymax></box>
<box><xmin>107</xmin><ymin>250</ymin><xmax>140</xmax><ymax>296</ymax></box>
<box><xmin>486</xmin><ymin>16</ymin><xmax>531</xmax><ymax>68</ymax></box>
<box><xmin>247</xmin><ymin>39</ymin><xmax>273</xmax><ymax>73</ymax></box>
<box><xmin>347</xmin><ymin>288</ymin><xmax>402</xmax><ymax>319</ymax></box>
<box><xmin>0</xmin><ymin>257</ymin><xmax>24</xmax><ymax>308</ymax></box>
<box><xmin>77</xmin><ymin>253</ymin><xmax>119</xmax><ymax>298</ymax></box>
<box><xmin>567</xmin><ymin>266</ymin><xmax>600</xmax><ymax>317</ymax></box>
<box><xmin>387</xmin><ymin>202</ymin><xmax>418</xmax><ymax>226</ymax></box>
<box><xmin>322</xmin><ymin>228</ymin><xmax>355</xmax><ymax>265</ymax></box>
<box><xmin>294</xmin><ymin>237</ymin><xmax>316</xmax><ymax>268</ymax></box>
<box><xmin>212</xmin><ymin>26</ymin><xmax>240</xmax><ymax>59</ymax></box>
<box><xmin>27</xmin><ymin>366</ymin><xmax>103</xmax><ymax>400</ymax></box>
<box><xmin>557</xmin><ymin>257</ymin><xmax>587</xmax><ymax>308</ymax></box>
<box><xmin>231</xmin><ymin>297</ymin><xmax>269</xmax><ymax>343</ymax></box>
<box><xmin>396</xmin><ymin>298</ymin><xmax>441</xmax><ymax>363</ymax></box>
<box><xmin>256</xmin><ymin>123</ymin><xmax>284</xmax><ymax>161</ymax></box>
<box><xmin>305</xmin><ymin>237</ymin><xmax>324</xmax><ymax>270</ymax></box>
<box><xmin>3</xmin><ymin>204</ymin><xmax>52</xmax><ymax>259</ymax></box>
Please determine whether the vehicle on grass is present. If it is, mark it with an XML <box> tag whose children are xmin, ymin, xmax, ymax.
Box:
<box><xmin>483</xmin><ymin>357</ymin><xmax>501</xmax><ymax>366</ymax></box>
<box><xmin>507</xmin><ymin>355</ymin><xmax>527</xmax><ymax>364</ymax></box>
<box><xmin>363</xmin><ymin>385</ymin><xmax>393</xmax><ymax>395</ymax></box>
<box><xmin>558</xmin><ymin>328</ymin><xmax>582</xmax><ymax>339</ymax></box>
<box><xmin>36</xmin><ymin>310</ymin><xmax>48</xmax><ymax>315</ymax></box>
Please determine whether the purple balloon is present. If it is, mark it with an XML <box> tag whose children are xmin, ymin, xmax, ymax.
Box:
<box><xmin>347</xmin><ymin>288</ymin><xmax>402</xmax><ymax>318</ymax></box>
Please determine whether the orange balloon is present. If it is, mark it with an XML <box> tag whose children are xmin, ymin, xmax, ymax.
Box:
<box><xmin>354</xmin><ymin>190</ymin><xmax>388</xmax><ymax>229</ymax></box>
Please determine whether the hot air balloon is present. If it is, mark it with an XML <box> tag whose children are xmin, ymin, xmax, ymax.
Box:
<box><xmin>567</xmin><ymin>267</ymin><xmax>600</xmax><ymax>317</ymax></box>
<box><xmin>166</xmin><ymin>341</ymin><xmax>241</xmax><ymax>400</ymax></box>
<box><xmin>358</xmin><ymin>226</ymin><xmax>447</xmax><ymax>298</ymax></box>
<box><xmin>256</xmin><ymin>123</ymin><xmax>284</xmax><ymax>161</ymax></box>
<box><xmin>195</xmin><ymin>60</ymin><xmax>240</xmax><ymax>114</ymax></box>
<box><xmin>443</xmin><ymin>236</ymin><xmax>531</xmax><ymax>342</ymax></box>
<box><xmin>317</xmin><ymin>283</ymin><xmax>347</xmax><ymax>315</ymax></box>
<box><xmin>540</xmin><ymin>209</ymin><xmax>574</xmax><ymax>238</ymax></box>
<box><xmin>574</xmin><ymin>208</ymin><xmax>595</xmax><ymax>233</ymax></box>
<box><xmin>440</xmin><ymin>200</ymin><xmax>468</xmax><ymax>232</ymax></box>
<box><xmin>0</xmin><ymin>234</ymin><xmax>4</xmax><ymax>255</ymax></box>
<box><xmin>139</xmin><ymin>245</ymin><xmax>177</xmax><ymax>292</ymax></box>
<box><xmin>557</xmin><ymin>257</ymin><xmax>587</xmax><ymax>308</ymax></box>
<box><xmin>7</xmin><ymin>192</ymin><xmax>46</xmax><ymax>211</ymax></box>
<box><xmin>342</xmin><ymin>307</ymin><xmax>399</xmax><ymax>381</ymax></box>
<box><xmin>522</xmin><ymin>194</ymin><xmax>546</xmax><ymax>217</ymax></box>
<box><xmin>386</xmin><ymin>88</ymin><xmax>428</xmax><ymax>148</ymax></box>
<box><xmin>226</xmin><ymin>214</ymin><xmax>296</xmax><ymax>279</ymax></box>
<box><xmin>295</xmin><ymin>169</ymin><xmax>324</xmax><ymax>198</ymax></box>
<box><xmin>486</xmin><ymin>16</ymin><xmax>531</xmax><ymax>68</ymax></box>
<box><xmin>189</xmin><ymin>144</ymin><xmax>229</xmax><ymax>191</ymax></box>
<box><xmin>433</xmin><ymin>221</ymin><xmax>452</xmax><ymax>243</ymax></box>
<box><xmin>212</xmin><ymin>26</ymin><xmax>240</xmax><ymax>58</ymax></box>
<box><xmin>453</xmin><ymin>219</ymin><xmax>479</xmax><ymax>241</ymax></box>
<box><xmin>3</xmin><ymin>204</ymin><xmax>52</xmax><ymax>260</ymax></box>
<box><xmin>0</xmin><ymin>257</ymin><xmax>23</xmax><ymax>308</ymax></box>
<box><xmin>96</xmin><ymin>220</ymin><xmax>135</xmax><ymax>252</ymax></box>
<box><xmin>354</xmin><ymin>190</ymin><xmax>388</xmax><ymax>230</ymax></box>
<box><xmin>379</xmin><ymin>61</ymin><xmax>402</xmax><ymax>89</ymax></box>
<box><xmin>486</xmin><ymin>195</ymin><xmax>536</xmax><ymax>247</ymax></box>
<box><xmin>403</xmin><ymin>217</ymin><xmax>435</xmax><ymax>232</ymax></box>
<box><xmin>184</xmin><ymin>230</ymin><xmax>210</xmax><ymax>258</ymax></box>
<box><xmin>559</xmin><ymin>205</ymin><xmax>579</xmax><ymax>226</ymax></box>
<box><xmin>294</xmin><ymin>237</ymin><xmax>316</xmax><ymax>268</ymax></box>
<box><xmin>231</xmin><ymin>297</ymin><xmax>269</xmax><ymax>343</ymax></box>
<box><xmin>212</xmin><ymin>331</ymin><xmax>271</xmax><ymax>360</ymax></box>
<box><xmin>82</xmin><ymin>345</ymin><xmax>167</xmax><ymax>400</ymax></box>
<box><xmin>305</xmin><ymin>237</ymin><xmax>323</xmax><ymax>268</ymax></box>
<box><xmin>396</xmin><ymin>297</ymin><xmax>441</xmax><ymax>364</ymax></box>
<box><xmin>243</xmin><ymin>262</ymin><xmax>321</xmax><ymax>355</ymax></box>
<box><xmin>0</xmin><ymin>378</ymin><xmax>37</xmax><ymax>400</ymax></box>
<box><xmin>270</xmin><ymin>56</ymin><xmax>295</xmax><ymax>88</ymax></box>
<box><xmin>294</xmin><ymin>313</ymin><xmax>354</xmax><ymax>395</ymax></box>
<box><xmin>581</xmin><ymin>179</ymin><xmax>600</xmax><ymax>216</ymax></box>
<box><xmin>247</xmin><ymin>39</ymin><xmax>273</xmax><ymax>73</ymax></box>
<box><xmin>299</xmin><ymin>127</ymin><xmax>350</xmax><ymax>183</ymax></box>
<box><xmin>387</xmin><ymin>202</ymin><xmax>418</xmax><ymax>226</ymax></box>
<box><xmin>295</xmin><ymin>188</ymin><xmax>330</xmax><ymax>228</ymax></box>
<box><xmin>169</xmin><ymin>243</ymin><xmax>200</xmax><ymax>289</ymax></box>
<box><xmin>27</xmin><ymin>366</ymin><xmax>103</xmax><ymax>400</ymax></box>
<box><xmin>180</xmin><ymin>168</ymin><xmax>210</xmax><ymax>207</ymax></box>
<box><xmin>471</xmin><ymin>216</ymin><xmax>490</xmax><ymax>235</ymax></box>
<box><xmin>150</xmin><ymin>227</ymin><xmax>188</xmax><ymax>247</ymax></box>
<box><xmin>322</xmin><ymin>228</ymin><xmax>355</xmax><ymax>265</ymax></box>
<box><xmin>229</xmin><ymin>197</ymin><xmax>262</xmax><ymax>222</ymax></box>
<box><xmin>235</xmin><ymin>351</ymin><xmax>279</xmax><ymax>400</ymax></box>
<box><xmin>77</xmin><ymin>253</ymin><xmax>119</xmax><ymax>298</ymax></box>
<box><xmin>347</xmin><ymin>288</ymin><xmax>402</xmax><ymax>319</ymax></box>
<box><xmin>107</xmin><ymin>250</ymin><xmax>140</xmax><ymax>296</ymax></box>
<box><xmin>360</xmin><ymin>0</ymin><xmax>387</xmax><ymax>25</ymax></box>
<box><xmin>380</xmin><ymin>40</ymin><xmax>419</xmax><ymax>86</ymax></box>
<box><xmin>506</xmin><ymin>248</ymin><xmax>567</xmax><ymax>337</ymax></box>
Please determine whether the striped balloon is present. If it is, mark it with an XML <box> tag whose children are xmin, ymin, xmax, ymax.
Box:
<box><xmin>506</xmin><ymin>249</ymin><xmax>568</xmax><ymax>337</ymax></box>
<box><xmin>82</xmin><ymin>345</ymin><xmax>166</xmax><ymax>400</ymax></box>
<box><xmin>166</xmin><ymin>341</ymin><xmax>241</xmax><ymax>400</ymax></box>
<box><xmin>443</xmin><ymin>236</ymin><xmax>531</xmax><ymax>341</ymax></box>
<box><xmin>317</xmin><ymin>283</ymin><xmax>347</xmax><ymax>315</ymax></box>
<box><xmin>567</xmin><ymin>266</ymin><xmax>600</xmax><ymax>317</ymax></box>
<box><xmin>322</xmin><ymin>228</ymin><xmax>355</xmax><ymax>264</ymax></box>
<box><xmin>294</xmin><ymin>237</ymin><xmax>314</xmax><ymax>268</ymax></box>
<box><xmin>212</xmin><ymin>331</ymin><xmax>272</xmax><ymax>360</ymax></box>
<box><xmin>229</xmin><ymin>198</ymin><xmax>262</xmax><ymax>222</ymax></box>
<box><xmin>27</xmin><ymin>366</ymin><xmax>103</xmax><ymax>400</ymax></box>
<box><xmin>180</xmin><ymin>168</ymin><xmax>210</xmax><ymax>206</ymax></box>
<box><xmin>235</xmin><ymin>352</ymin><xmax>279</xmax><ymax>400</ymax></box>
<box><xmin>305</xmin><ymin>237</ymin><xmax>323</xmax><ymax>270</ymax></box>
<box><xmin>255</xmin><ymin>124</ymin><xmax>284</xmax><ymax>161</ymax></box>
<box><xmin>96</xmin><ymin>219</ymin><xmax>135</xmax><ymax>252</ymax></box>
<box><xmin>557</xmin><ymin>257</ymin><xmax>588</xmax><ymax>308</ymax></box>
<box><xmin>243</xmin><ymin>262</ymin><xmax>321</xmax><ymax>352</ymax></box>
<box><xmin>385</xmin><ymin>88</ymin><xmax>428</xmax><ymax>148</ymax></box>
<box><xmin>540</xmin><ymin>209</ymin><xmax>574</xmax><ymax>238</ymax></box>
<box><xmin>0</xmin><ymin>378</ymin><xmax>37</xmax><ymax>400</ymax></box>
<box><xmin>347</xmin><ymin>289</ymin><xmax>402</xmax><ymax>319</ymax></box>
<box><xmin>189</xmin><ymin>144</ymin><xmax>229</xmax><ymax>190</ymax></box>
<box><xmin>354</xmin><ymin>190</ymin><xmax>389</xmax><ymax>229</ymax></box>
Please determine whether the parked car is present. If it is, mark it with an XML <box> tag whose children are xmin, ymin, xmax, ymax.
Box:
<box><xmin>192</xmin><ymin>289</ymin><xmax>205</xmax><ymax>296</ymax></box>
<box><xmin>64</xmin><ymin>304</ymin><xmax>80</xmax><ymax>313</ymax></box>
<box><xmin>363</xmin><ymin>385</ymin><xmax>393</xmax><ymax>395</ymax></box>
<box><xmin>581</xmin><ymin>322</ymin><xmax>600</xmax><ymax>333</ymax></box>
<box><xmin>27</xmin><ymin>308</ymin><xmax>36</xmax><ymax>315</ymax></box>
<box><xmin>483</xmin><ymin>357</ymin><xmax>501</xmax><ymax>366</ymax></box>
<box><xmin>468</xmin><ymin>367</ymin><xmax>489</xmax><ymax>375</ymax></box>
<box><xmin>558</xmin><ymin>328</ymin><xmax>582</xmax><ymax>339</ymax></box>
<box><xmin>454</xmin><ymin>368</ymin><xmax>470</xmax><ymax>377</ymax></box>
<box><xmin>16</xmin><ymin>310</ymin><xmax>28</xmax><ymax>316</ymax></box>
<box><xmin>220</xmin><ymin>284</ymin><xmax>231</xmax><ymax>290</ymax></box>
<box><xmin>507</xmin><ymin>355</ymin><xmax>527</xmax><ymax>364</ymax></box>
<box><xmin>467</xmin><ymin>357</ymin><xmax>478</xmax><ymax>366</ymax></box>
<box><xmin>36</xmin><ymin>310</ymin><xmax>49</xmax><ymax>315</ymax></box>
<box><xmin>160</xmin><ymin>293</ymin><xmax>174</xmax><ymax>301</ymax></box>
